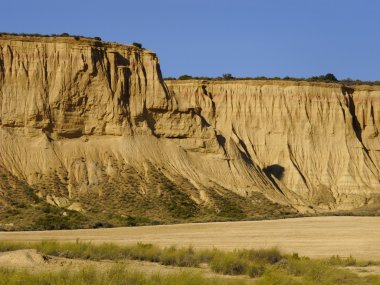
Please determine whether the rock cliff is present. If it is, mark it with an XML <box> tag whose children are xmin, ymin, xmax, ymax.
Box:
<box><xmin>167</xmin><ymin>80</ymin><xmax>380</xmax><ymax>211</ymax></box>
<box><xmin>0</xmin><ymin>35</ymin><xmax>379</xmax><ymax>229</ymax></box>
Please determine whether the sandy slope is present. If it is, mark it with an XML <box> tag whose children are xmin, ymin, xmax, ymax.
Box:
<box><xmin>0</xmin><ymin>217</ymin><xmax>379</xmax><ymax>260</ymax></box>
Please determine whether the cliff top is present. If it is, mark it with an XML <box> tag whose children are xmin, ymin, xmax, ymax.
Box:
<box><xmin>165</xmin><ymin>79</ymin><xmax>380</xmax><ymax>91</ymax></box>
<box><xmin>0</xmin><ymin>33</ymin><xmax>155</xmax><ymax>55</ymax></box>
<box><xmin>1</xmin><ymin>33</ymin><xmax>378</xmax><ymax>91</ymax></box>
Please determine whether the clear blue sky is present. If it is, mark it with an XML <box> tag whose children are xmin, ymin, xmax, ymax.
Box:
<box><xmin>1</xmin><ymin>0</ymin><xmax>379</xmax><ymax>80</ymax></box>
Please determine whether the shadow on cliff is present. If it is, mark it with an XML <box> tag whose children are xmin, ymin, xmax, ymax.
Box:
<box><xmin>263</xmin><ymin>164</ymin><xmax>285</xmax><ymax>180</ymax></box>
<box><xmin>263</xmin><ymin>164</ymin><xmax>285</xmax><ymax>192</ymax></box>
<box><xmin>342</xmin><ymin>86</ymin><xmax>363</xmax><ymax>144</ymax></box>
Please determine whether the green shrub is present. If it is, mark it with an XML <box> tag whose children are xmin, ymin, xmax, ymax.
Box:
<box><xmin>34</xmin><ymin>240</ymin><xmax>124</xmax><ymax>260</ymax></box>
<box><xmin>239</xmin><ymin>248</ymin><xmax>282</xmax><ymax>264</ymax></box>
<box><xmin>178</xmin><ymin>75</ymin><xmax>193</xmax><ymax>80</ymax></box>
<box><xmin>324</xmin><ymin>73</ymin><xmax>338</xmax><ymax>82</ymax></box>
<box><xmin>222</xmin><ymin>73</ymin><xmax>234</xmax><ymax>80</ymax></box>
<box><xmin>307</xmin><ymin>73</ymin><xmax>338</xmax><ymax>82</ymax></box>
<box><xmin>246</xmin><ymin>262</ymin><xmax>266</xmax><ymax>278</ymax></box>
<box><xmin>305</xmin><ymin>261</ymin><xmax>333</xmax><ymax>283</ymax></box>
<box><xmin>194</xmin><ymin>248</ymin><xmax>219</xmax><ymax>263</ymax></box>
<box><xmin>210</xmin><ymin>251</ymin><xmax>247</xmax><ymax>275</ymax></box>
<box><xmin>91</xmin><ymin>221</ymin><xmax>113</xmax><ymax>228</ymax></box>
<box><xmin>159</xmin><ymin>246</ymin><xmax>177</xmax><ymax>265</ymax></box>
<box><xmin>257</xmin><ymin>268</ymin><xmax>311</xmax><ymax>285</ymax></box>
<box><xmin>282</xmin><ymin>256</ymin><xmax>365</xmax><ymax>285</ymax></box>
<box><xmin>285</xmin><ymin>257</ymin><xmax>317</xmax><ymax>276</ymax></box>
<box><xmin>33</xmin><ymin>209</ymin><xmax>86</xmax><ymax>230</ymax></box>
<box><xmin>126</xmin><ymin>243</ymin><xmax>161</xmax><ymax>262</ymax></box>
<box><xmin>34</xmin><ymin>214</ymin><xmax>70</xmax><ymax>230</ymax></box>
<box><xmin>160</xmin><ymin>246</ymin><xmax>199</xmax><ymax>267</ymax></box>
<box><xmin>328</xmin><ymin>255</ymin><xmax>356</xmax><ymax>266</ymax></box>
<box><xmin>132</xmin><ymin>42</ymin><xmax>143</xmax><ymax>48</ymax></box>
<box><xmin>322</xmin><ymin>268</ymin><xmax>364</xmax><ymax>285</ymax></box>
<box><xmin>34</xmin><ymin>240</ymin><xmax>61</xmax><ymax>256</ymax></box>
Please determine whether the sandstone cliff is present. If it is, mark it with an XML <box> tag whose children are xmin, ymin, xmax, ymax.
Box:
<box><xmin>166</xmin><ymin>80</ymin><xmax>380</xmax><ymax>211</ymax></box>
<box><xmin>0</xmin><ymin>35</ymin><xmax>379</xmax><ymax>229</ymax></box>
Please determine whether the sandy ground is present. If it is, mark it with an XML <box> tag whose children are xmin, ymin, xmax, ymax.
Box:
<box><xmin>0</xmin><ymin>216</ymin><xmax>379</xmax><ymax>260</ymax></box>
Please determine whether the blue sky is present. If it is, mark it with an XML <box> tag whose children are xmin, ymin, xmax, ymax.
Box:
<box><xmin>1</xmin><ymin>0</ymin><xmax>379</xmax><ymax>80</ymax></box>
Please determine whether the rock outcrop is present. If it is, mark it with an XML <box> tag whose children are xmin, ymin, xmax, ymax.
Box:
<box><xmin>0</xmin><ymin>35</ymin><xmax>379</xmax><ymax>228</ymax></box>
<box><xmin>167</xmin><ymin>80</ymin><xmax>380</xmax><ymax>211</ymax></box>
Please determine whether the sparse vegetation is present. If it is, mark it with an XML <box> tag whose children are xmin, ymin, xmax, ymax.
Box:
<box><xmin>222</xmin><ymin>73</ymin><xmax>235</xmax><ymax>80</ymax></box>
<box><xmin>0</xmin><ymin>241</ymin><xmax>378</xmax><ymax>284</ymax></box>
<box><xmin>164</xmin><ymin>73</ymin><xmax>380</xmax><ymax>86</ymax></box>
<box><xmin>0</xmin><ymin>33</ymin><xmax>377</xmax><ymax>86</ymax></box>
<box><xmin>178</xmin><ymin>74</ymin><xmax>194</xmax><ymax>80</ymax></box>
<box><xmin>222</xmin><ymin>73</ymin><xmax>234</xmax><ymax>80</ymax></box>
<box><xmin>308</xmin><ymin>73</ymin><xmax>338</xmax><ymax>82</ymax></box>
<box><xmin>33</xmin><ymin>208</ymin><xmax>87</xmax><ymax>230</ymax></box>
<box><xmin>209</xmin><ymin>248</ymin><xmax>281</xmax><ymax>276</ymax></box>
<box><xmin>0</xmin><ymin>32</ymin><xmax>103</xmax><ymax>42</ymax></box>
<box><xmin>0</xmin><ymin>162</ymin><xmax>377</xmax><ymax>232</ymax></box>
<box><xmin>0</xmin><ymin>266</ymin><xmax>252</xmax><ymax>285</ymax></box>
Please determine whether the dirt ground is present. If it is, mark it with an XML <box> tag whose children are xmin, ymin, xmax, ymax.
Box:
<box><xmin>0</xmin><ymin>216</ymin><xmax>379</xmax><ymax>260</ymax></box>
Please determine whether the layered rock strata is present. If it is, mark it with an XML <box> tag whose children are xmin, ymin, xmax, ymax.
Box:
<box><xmin>166</xmin><ymin>80</ymin><xmax>380</xmax><ymax>210</ymax></box>
<box><xmin>0</xmin><ymin>35</ymin><xmax>379</xmax><ymax>222</ymax></box>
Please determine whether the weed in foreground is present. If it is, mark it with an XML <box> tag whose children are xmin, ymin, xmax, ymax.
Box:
<box><xmin>0</xmin><ymin>265</ymin><xmax>253</xmax><ymax>285</ymax></box>
<box><xmin>0</xmin><ymin>241</ymin><xmax>379</xmax><ymax>284</ymax></box>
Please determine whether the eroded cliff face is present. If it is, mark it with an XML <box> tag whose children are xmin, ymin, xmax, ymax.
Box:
<box><xmin>0</xmin><ymin>36</ymin><xmax>294</xmax><ymax>229</ymax></box>
<box><xmin>0</xmin><ymin>36</ymin><xmax>378</xmax><ymax>229</ymax></box>
<box><xmin>0</xmin><ymin>36</ymin><xmax>169</xmax><ymax>136</ymax></box>
<box><xmin>167</xmin><ymin>80</ymin><xmax>380</xmax><ymax>210</ymax></box>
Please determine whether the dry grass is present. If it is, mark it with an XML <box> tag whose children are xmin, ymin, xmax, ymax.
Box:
<box><xmin>0</xmin><ymin>241</ymin><xmax>379</xmax><ymax>285</ymax></box>
<box><xmin>0</xmin><ymin>265</ymin><xmax>253</xmax><ymax>285</ymax></box>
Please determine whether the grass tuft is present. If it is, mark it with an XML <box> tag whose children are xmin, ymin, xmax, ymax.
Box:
<box><xmin>0</xmin><ymin>265</ymin><xmax>252</xmax><ymax>285</ymax></box>
<box><xmin>0</xmin><ymin>241</ymin><xmax>378</xmax><ymax>284</ymax></box>
<box><xmin>210</xmin><ymin>251</ymin><xmax>248</xmax><ymax>275</ymax></box>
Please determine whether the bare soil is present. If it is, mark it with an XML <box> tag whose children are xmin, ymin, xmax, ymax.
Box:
<box><xmin>0</xmin><ymin>216</ymin><xmax>379</xmax><ymax>260</ymax></box>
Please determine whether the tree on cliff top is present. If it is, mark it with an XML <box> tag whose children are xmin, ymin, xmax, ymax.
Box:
<box><xmin>308</xmin><ymin>73</ymin><xmax>338</xmax><ymax>82</ymax></box>
<box><xmin>222</xmin><ymin>73</ymin><xmax>234</xmax><ymax>80</ymax></box>
<box><xmin>132</xmin><ymin>42</ymin><xmax>143</xmax><ymax>49</ymax></box>
<box><xmin>178</xmin><ymin>75</ymin><xmax>193</xmax><ymax>80</ymax></box>
<box><xmin>324</xmin><ymin>73</ymin><xmax>338</xmax><ymax>81</ymax></box>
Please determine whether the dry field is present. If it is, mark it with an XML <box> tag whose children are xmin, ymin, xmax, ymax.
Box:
<box><xmin>0</xmin><ymin>216</ymin><xmax>379</xmax><ymax>260</ymax></box>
